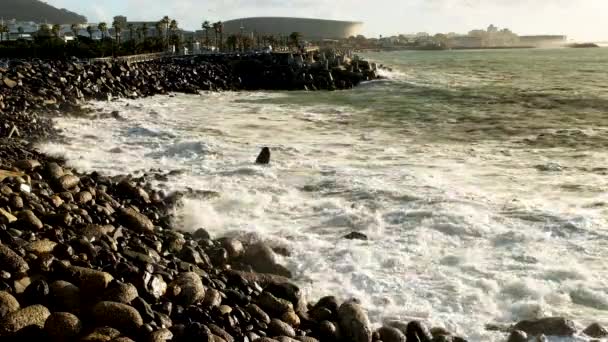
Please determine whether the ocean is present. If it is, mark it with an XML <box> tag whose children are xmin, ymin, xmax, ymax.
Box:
<box><xmin>41</xmin><ymin>48</ymin><xmax>608</xmax><ymax>341</ymax></box>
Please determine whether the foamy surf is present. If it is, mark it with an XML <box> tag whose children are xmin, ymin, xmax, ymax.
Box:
<box><xmin>41</xmin><ymin>49</ymin><xmax>608</xmax><ymax>341</ymax></box>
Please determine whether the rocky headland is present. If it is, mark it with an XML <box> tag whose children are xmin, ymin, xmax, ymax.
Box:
<box><xmin>0</xmin><ymin>53</ymin><xmax>605</xmax><ymax>342</ymax></box>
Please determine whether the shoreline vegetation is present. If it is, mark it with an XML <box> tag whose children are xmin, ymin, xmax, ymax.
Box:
<box><xmin>0</xmin><ymin>52</ymin><xmax>605</xmax><ymax>342</ymax></box>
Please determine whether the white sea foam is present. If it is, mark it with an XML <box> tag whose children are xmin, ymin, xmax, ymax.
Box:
<box><xmin>39</xmin><ymin>51</ymin><xmax>608</xmax><ymax>341</ymax></box>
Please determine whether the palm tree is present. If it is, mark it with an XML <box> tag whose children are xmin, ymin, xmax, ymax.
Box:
<box><xmin>17</xmin><ymin>26</ymin><xmax>24</xmax><ymax>39</ymax></box>
<box><xmin>127</xmin><ymin>23</ymin><xmax>135</xmax><ymax>41</ymax></box>
<box><xmin>112</xmin><ymin>19</ymin><xmax>123</xmax><ymax>44</ymax></box>
<box><xmin>86</xmin><ymin>25</ymin><xmax>94</xmax><ymax>39</ymax></box>
<box><xmin>289</xmin><ymin>32</ymin><xmax>302</xmax><ymax>49</ymax></box>
<box><xmin>212</xmin><ymin>22</ymin><xmax>219</xmax><ymax>50</ymax></box>
<box><xmin>51</xmin><ymin>24</ymin><xmax>61</xmax><ymax>38</ymax></box>
<box><xmin>161</xmin><ymin>16</ymin><xmax>170</xmax><ymax>46</ymax></box>
<box><xmin>71</xmin><ymin>23</ymin><xmax>80</xmax><ymax>38</ymax></box>
<box><xmin>213</xmin><ymin>21</ymin><xmax>224</xmax><ymax>51</ymax></box>
<box><xmin>226</xmin><ymin>34</ymin><xmax>238</xmax><ymax>52</ymax></box>
<box><xmin>202</xmin><ymin>20</ymin><xmax>211</xmax><ymax>48</ymax></box>
<box><xmin>98</xmin><ymin>22</ymin><xmax>108</xmax><ymax>39</ymax></box>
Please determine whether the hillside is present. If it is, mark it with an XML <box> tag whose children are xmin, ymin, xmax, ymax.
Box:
<box><xmin>0</xmin><ymin>0</ymin><xmax>87</xmax><ymax>24</ymax></box>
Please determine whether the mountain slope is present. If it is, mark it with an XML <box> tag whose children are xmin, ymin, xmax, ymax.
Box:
<box><xmin>0</xmin><ymin>0</ymin><xmax>87</xmax><ymax>24</ymax></box>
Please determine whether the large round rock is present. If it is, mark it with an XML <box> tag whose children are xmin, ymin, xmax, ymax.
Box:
<box><xmin>0</xmin><ymin>243</ymin><xmax>29</xmax><ymax>273</ymax></box>
<box><xmin>91</xmin><ymin>301</ymin><xmax>143</xmax><ymax>333</ymax></box>
<box><xmin>167</xmin><ymin>272</ymin><xmax>205</xmax><ymax>306</ymax></box>
<box><xmin>0</xmin><ymin>304</ymin><xmax>50</xmax><ymax>335</ymax></box>
<box><xmin>44</xmin><ymin>312</ymin><xmax>82</xmax><ymax>339</ymax></box>
<box><xmin>117</xmin><ymin>207</ymin><xmax>154</xmax><ymax>234</ymax></box>
<box><xmin>338</xmin><ymin>301</ymin><xmax>372</xmax><ymax>342</ymax></box>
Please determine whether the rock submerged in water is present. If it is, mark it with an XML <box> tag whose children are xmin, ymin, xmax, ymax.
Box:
<box><xmin>513</xmin><ymin>317</ymin><xmax>576</xmax><ymax>337</ymax></box>
<box><xmin>343</xmin><ymin>232</ymin><xmax>368</xmax><ymax>240</ymax></box>
<box><xmin>256</xmin><ymin>147</ymin><xmax>271</xmax><ymax>164</ymax></box>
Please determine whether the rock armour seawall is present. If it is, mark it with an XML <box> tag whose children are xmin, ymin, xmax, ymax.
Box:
<box><xmin>0</xmin><ymin>53</ymin><xmax>380</xmax><ymax>140</ymax></box>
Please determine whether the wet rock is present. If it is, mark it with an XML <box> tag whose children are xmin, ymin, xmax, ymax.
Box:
<box><xmin>131</xmin><ymin>297</ymin><xmax>155</xmax><ymax>323</ymax></box>
<box><xmin>406</xmin><ymin>321</ymin><xmax>433</xmax><ymax>342</ymax></box>
<box><xmin>18</xmin><ymin>210</ymin><xmax>43</xmax><ymax>230</ymax></box>
<box><xmin>338</xmin><ymin>300</ymin><xmax>372</xmax><ymax>342</ymax></box>
<box><xmin>378</xmin><ymin>326</ymin><xmax>406</xmax><ymax>342</ymax></box>
<box><xmin>0</xmin><ymin>292</ymin><xmax>20</xmax><ymax>319</ymax></box>
<box><xmin>255</xmin><ymin>147</ymin><xmax>271</xmax><ymax>164</ymax></box>
<box><xmin>343</xmin><ymin>232</ymin><xmax>368</xmax><ymax>240</ymax></box>
<box><xmin>281</xmin><ymin>310</ymin><xmax>300</xmax><ymax>327</ymax></box>
<box><xmin>91</xmin><ymin>301</ymin><xmax>144</xmax><ymax>333</ymax></box>
<box><xmin>0</xmin><ymin>304</ymin><xmax>50</xmax><ymax>335</ymax></box>
<box><xmin>77</xmin><ymin>191</ymin><xmax>94</xmax><ymax>204</ymax></box>
<box><xmin>45</xmin><ymin>163</ymin><xmax>64</xmax><ymax>180</ymax></box>
<box><xmin>0</xmin><ymin>243</ymin><xmax>29</xmax><ymax>273</ymax></box>
<box><xmin>167</xmin><ymin>272</ymin><xmax>205</xmax><ymax>306</ymax></box>
<box><xmin>82</xmin><ymin>224</ymin><xmax>115</xmax><ymax>239</ymax></box>
<box><xmin>319</xmin><ymin>320</ymin><xmax>339</xmax><ymax>340</ymax></box>
<box><xmin>203</xmin><ymin>288</ymin><xmax>222</xmax><ymax>308</ymax></box>
<box><xmin>209</xmin><ymin>323</ymin><xmax>234</xmax><ymax>342</ymax></box>
<box><xmin>57</xmin><ymin>174</ymin><xmax>80</xmax><ymax>190</ymax></box>
<box><xmin>219</xmin><ymin>238</ymin><xmax>245</xmax><ymax>259</ymax></box>
<box><xmin>513</xmin><ymin>317</ymin><xmax>576</xmax><ymax>337</ymax></box>
<box><xmin>583</xmin><ymin>323</ymin><xmax>608</xmax><ymax>338</ymax></box>
<box><xmin>44</xmin><ymin>312</ymin><xmax>82</xmax><ymax>339</ymax></box>
<box><xmin>104</xmin><ymin>282</ymin><xmax>139</xmax><ymax>304</ymax></box>
<box><xmin>58</xmin><ymin>263</ymin><xmax>113</xmax><ymax>295</ymax></box>
<box><xmin>507</xmin><ymin>330</ymin><xmax>528</xmax><ymax>342</ymax></box>
<box><xmin>246</xmin><ymin>303</ymin><xmax>271</xmax><ymax>324</ymax></box>
<box><xmin>144</xmin><ymin>273</ymin><xmax>167</xmax><ymax>300</ymax></box>
<box><xmin>14</xmin><ymin>159</ymin><xmax>41</xmax><ymax>171</ymax></box>
<box><xmin>49</xmin><ymin>280</ymin><xmax>81</xmax><ymax>313</ymax></box>
<box><xmin>257</xmin><ymin>291</ymin><xmax>293</xmax><ymax>317</ymax></box>
<box><xmin>9</xmin><ymin>194</ymin><xmax>23</xmax><ymax>209</ymax></box>
<box><xmin>243</xmin><ymin>243</ymin><xmax>291</xmax><ymax>278</ymax></box>
<box><xmin>268</xmin><ymin>319</ymin><xmax>296</xmax><ymax>338</ymax></box>
<box><xmin>117</xmin><ymin>207</ymin><xmax>154</xmax><ymax>234</ymax></box>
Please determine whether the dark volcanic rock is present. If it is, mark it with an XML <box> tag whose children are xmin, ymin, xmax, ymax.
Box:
<box><xmin>256</xmin><ymin>147</ymin><xmax>271</xmax><ymax>164</ymax></box>
<box><xmin>507</xmin><ymin>330</ymin><xmax>528</xmax><ymax>342</ymax></box>
<box><xmin>338</xmin><ymin>300</ymin><xmax>372</xmax><ymax>342</ymax></box>
<box><xmin>268</xmin><ymin>318</ymin><xmax>296</xmax><ymax>338</ymax></box>
<box><xmin>0</xmin><ymin>243</ymin><xmax>29</xmax><ymax>273</ymax></box>
<box><xmin>343</xmin><ymin>232</ymin><xmax>368</xmax><ymax>240</ymax></box>
<box><xmin>583</xmin><ymin>322</ymin><xmax>608</xmax><ymax>338</ymax></box>
<box><xmin>513</xmin><ymin>317</ymin><xmax>577</xmax><ymax>337</ymax></box>
<box><xmin>167</xmin><ymin>272</ymin><xmax>205</xmax><ymax>306</ymax></box>
<box><xmin>378</xmin><ymin>326</ymin><xmax>406</xmax><ymax>342</ymax></box>
<box><xmin>117</xmin><ymin>207</ymin><xmax>154</xmax><ymax>234</ymax></box>
<box><xmin>0</xmin><ymin>304</ymin><xmax>50</xmax><ymax>335</ymax></box>
<box><xmin>44</xmin><ymin>312</ymin><xmax>82</xmax><ymax>339</ymax></box>
<box><xmin>91</xmin><ymin>301</ymin><xmax>144</xmax><ymax>333</ymax></box>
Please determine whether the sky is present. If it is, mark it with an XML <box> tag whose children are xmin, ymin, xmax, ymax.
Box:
<box><xmin>46</xmin><ymin>0</ymin><xmax>608</xmax><ymax>41</ymax></box>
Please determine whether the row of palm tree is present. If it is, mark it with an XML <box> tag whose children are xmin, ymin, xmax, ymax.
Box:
<box><xmin>201</xmin><ymin>20</ymin><xmax>223</xmax><ymax>50</ymax></box>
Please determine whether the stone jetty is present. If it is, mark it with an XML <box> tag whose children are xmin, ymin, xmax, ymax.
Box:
<box><xmin>0</xmin><ymin>53</ymin><xmax>602</xmax><ymax>341</ymax></box>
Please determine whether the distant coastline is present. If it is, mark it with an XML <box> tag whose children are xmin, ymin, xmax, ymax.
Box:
<box><xmin>356</xmin><ymin>44</ymin><xmax>603</xmax><ymax>52</ymax></box>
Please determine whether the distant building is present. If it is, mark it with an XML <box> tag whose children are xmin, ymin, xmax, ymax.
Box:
<box><xmin>451</xmin><ymin>35</ymin><xmax>483</xmax><ymax>48</ymax></box>
<box><xmin>519</xmin><ymin>35</ymin><xmax>567</xmax><ymax>47</ymax></box>
<box><xmin>222</xmin><ymin>17</ymin><xmax>363</xmax><ymax>41</ymax></box>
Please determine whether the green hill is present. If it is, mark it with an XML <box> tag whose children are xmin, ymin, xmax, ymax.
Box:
<box><xmin>0</xmin><ymin>0</ymin><xmax>87</xmax><ymax>24</ymax></box>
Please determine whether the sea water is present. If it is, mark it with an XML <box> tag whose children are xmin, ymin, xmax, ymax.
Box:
<box><xmin>41</xmin><ymin>48</ymin><xmax>608</xmax><ymax>341</ymax></box>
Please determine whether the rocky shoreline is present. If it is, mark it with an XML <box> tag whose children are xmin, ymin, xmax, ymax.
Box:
<box><xmin>0</xmin><ymin>54</ymin><xmax>605</xmax><ymax>342</ymax></box>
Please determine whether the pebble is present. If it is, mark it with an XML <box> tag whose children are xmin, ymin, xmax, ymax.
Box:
<box><xmin>0</xmin><ymin>292</ymin><xmax>20</xmax><ymax>319</ymax></box>
<box><xmin>18</xmin><ymin>210</ymin><xmax>43</xmax><ymax>230</ymax></box>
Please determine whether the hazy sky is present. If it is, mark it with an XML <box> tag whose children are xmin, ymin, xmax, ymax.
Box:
<box><xmin>46</xmin><ymin>0</ymin><xmax>607</xmax><ymax>41</ymax></box>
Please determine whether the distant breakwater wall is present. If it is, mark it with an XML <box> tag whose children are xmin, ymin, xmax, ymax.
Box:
<box><xmin>0</xmin><ymin>52</ymin><xmax>382</xmax><ymax>140</ymax></box>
